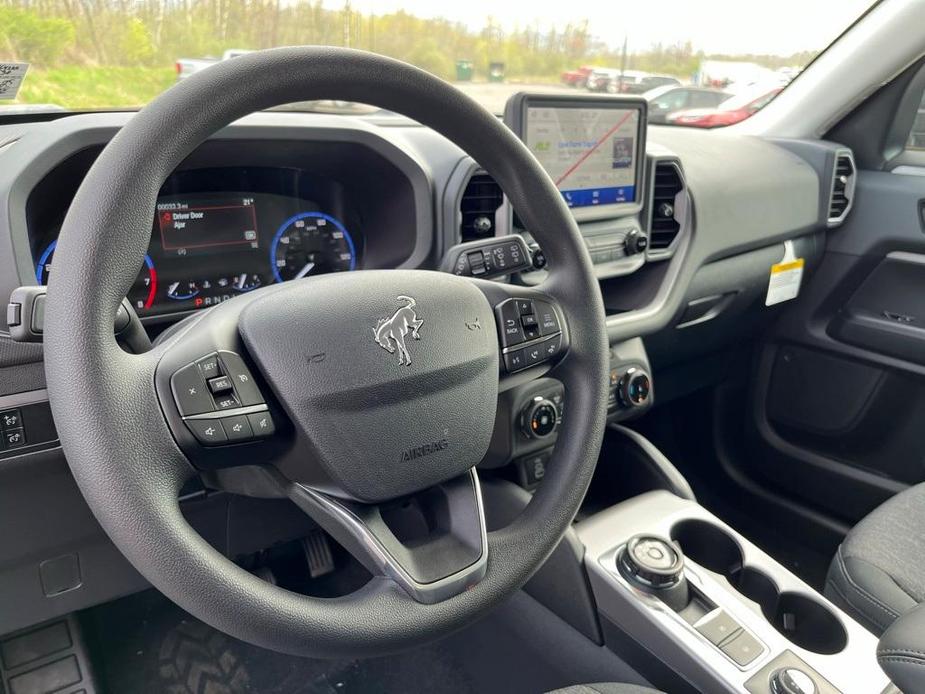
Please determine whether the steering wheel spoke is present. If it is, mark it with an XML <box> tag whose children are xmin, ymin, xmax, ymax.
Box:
<box><xmin>289</xmin><ymin>469</ymin><xmax>487</xmax><ymax>604</ymax></box>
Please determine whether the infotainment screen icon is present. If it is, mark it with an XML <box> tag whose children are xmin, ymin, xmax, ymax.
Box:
<box><xmin>504</xmin><ymin>93</ymin><xmax>647</xmax><ymax>223</ymax></box>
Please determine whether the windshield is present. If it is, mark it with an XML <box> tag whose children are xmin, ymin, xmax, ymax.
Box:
<box><xmin>1</xmin><ymin>0</ymin><xmax>875</xmax><ymax>126</ymax></box>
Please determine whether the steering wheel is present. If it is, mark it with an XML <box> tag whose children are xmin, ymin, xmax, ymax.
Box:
<box><xmin>43</xmin><ymin>48</ymin><xmax>609</xmax><ymax>658</ymax></box>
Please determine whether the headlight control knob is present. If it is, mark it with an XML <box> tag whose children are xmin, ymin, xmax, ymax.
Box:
<box><xmin>522</xmin><ymin>398</ymin><xmax>559</xmax><ymax>439</ymax></box>
<box><xmin>617</xmin><ymin>367</ymin><xmax>651</xmax><ymax>408</ymax></box>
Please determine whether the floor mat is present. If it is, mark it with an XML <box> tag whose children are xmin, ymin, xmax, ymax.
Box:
<box><xmin>80</xmin><ymin>590</ymin><xmax>479</xmax><ymax>694</ymax></box>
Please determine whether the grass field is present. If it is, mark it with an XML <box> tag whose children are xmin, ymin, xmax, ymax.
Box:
<box><xmin>6</xmin><ymin>64</ymin><xmax>570</xmax><ymax>113</ymax></box>
<box><xmin>13</xmin><ymin>66</ymin><xmax>176</xmax><ymax>109</ymax></box>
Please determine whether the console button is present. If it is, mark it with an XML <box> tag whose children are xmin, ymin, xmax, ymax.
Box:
<box><xmin>520</xmin><ymin>313</ymin><xmax>538</xmax><ymax>329</ymax></box>
<box><xmin>3</xmin><ymin>428</ymin><xmax>25</xmax><ymax>449</ymax></box>
<box><xmin>721</xmin><ymin>630</ymin><xmax>763</xmax><ymax>666</ymax></box>
<box><xmin>186</xmin><ymin>419</ymin><xmax>227</xmax><ymax>446</ymax></box>
<box><xmin>247</xmin><ymin>412</ymin><xmax>275</xmax><ymax>438</ymax></box>
<box><xmin>171</xmin><ymin>364</ymin><xmax>215</xmax><ymax>415</ymax></box>
<box><xmin>504</xmin><ymin>348</ymin><xmax>526</xmax><ymax>372</ymax></box>
<box><xmin>534</xmin><ymin>300</ymin><xmax>560</xmax><ymax>335</ymax></box>
<box><xmin>695</xmin><ymin>610</ymin><xmax>743</xmax><ymax>647</ymax></box>
<box><xmin>496</xmin><ymin>301</ymin><xmax>524</xmax><ymax>347</ymax></box>
<box><xmin>218</xmin><ymin>352</ymin><xmax>264</xmax><ymax>406</ymax></box>
<box><xmin>221</xmin><ymin>415</ymin><xmax>253</xmax><ymax>442</ymax></box>
<box><xmin>207</xmin><ymin>375</ymin><xmax>234</xmax><ymax>394</ymax></box>
<box><xmin>1</xmin><ymin>409</ymin><xmax>21</xmax><ymax>430</ymax></box>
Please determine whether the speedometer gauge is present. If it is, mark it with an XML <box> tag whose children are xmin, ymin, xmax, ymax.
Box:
<box><xmin>269</xmin><ymin>212</ymin><xmax>356</xmax><ymax>283</ymax></box>
<box><xmin>35</xmin><ymin>239</ymin><xmax>158</xmax><ymax>311</ymax></box>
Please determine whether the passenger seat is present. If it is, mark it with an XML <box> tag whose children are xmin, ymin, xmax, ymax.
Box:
<box><xmin>825</xmin><ymin>483</ymin><xmax>925</xmax><ymax>634</ymax></box>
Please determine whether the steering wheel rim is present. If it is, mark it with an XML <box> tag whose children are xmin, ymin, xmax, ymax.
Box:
<box><xmin>43</xmin><ymin>47</ymin><xmax>610</xmax><ymax>657</ymax></box>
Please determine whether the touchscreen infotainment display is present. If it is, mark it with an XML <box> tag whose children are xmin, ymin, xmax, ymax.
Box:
<box><xmin>525</xmin><ymin>105</ymin><xmax>641</xmax><ymax>209</ymax></box>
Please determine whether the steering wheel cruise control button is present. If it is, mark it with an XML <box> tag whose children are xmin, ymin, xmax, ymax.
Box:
<box><xmin>171</xmin><ymin>363</ymin><xmax>215</xmax><ymax>415</ymax></box>
<box><xmin>213</xmin><ymin>393</ymin><xmax>241</xmax><ymax>410</ymax></box>
<box><xmin>197</xmin><ymin>355</ymin><xmax>222</xmax><ymax>378</ymax></box>
<box><xmin>186</xmin><ymin>419</ymin><xmax>227</xmax><ymax>446</ymax></box>
<box><xmin>217</xmin><ymin>351</ymin><xmax>265</xmax><ymax>406</ymax></box>
<box><xmin>207</xmin><ymin>376</ymin><xmax>234</xmax><ymax>394</ymax></box>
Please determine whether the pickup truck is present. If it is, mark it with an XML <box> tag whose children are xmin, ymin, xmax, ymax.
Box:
<box><xmin>174</xmin><ymin>48</ymin><xmax>252</xmax><ymax>80</ymax></box>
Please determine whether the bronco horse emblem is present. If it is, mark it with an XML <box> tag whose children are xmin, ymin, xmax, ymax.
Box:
<box><xmin>373</xmin><ymin>296</ymin><xmax>424</xmax><ymax>366</ymax></box>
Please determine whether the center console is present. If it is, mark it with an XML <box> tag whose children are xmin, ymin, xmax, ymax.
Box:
<box><xmin>576</xmin><ymin>492</ymin><xmax>889</xmax><ymax>694</ymax></box>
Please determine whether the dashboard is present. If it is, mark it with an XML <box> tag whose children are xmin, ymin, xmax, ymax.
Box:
<box><xmin>0</xmin><ymin>102</ymin><xmax>855</xmax><ymax>640</ymax></box>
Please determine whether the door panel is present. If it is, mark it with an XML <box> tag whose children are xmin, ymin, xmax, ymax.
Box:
<box><xmin>741</xmin><ymin>169</ymin><xmax>925</xmax><ymax>525</ymax></box>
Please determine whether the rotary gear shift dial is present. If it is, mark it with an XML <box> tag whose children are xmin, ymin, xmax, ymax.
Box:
<box><xmin>617</xmin><ymin>534</ymin><xmax>690</xmax><ymax>611</ymax></box>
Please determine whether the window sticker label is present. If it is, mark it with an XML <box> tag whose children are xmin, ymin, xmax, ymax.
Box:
<box><xmin>766</xmin><ymin>240</ymin><xmax>804</xmax><ymax>306</ymax></box>
<box><xmin>0</xmin><ymin>63</ymin><xmax>29</xmax><ymax>100</ymax></box>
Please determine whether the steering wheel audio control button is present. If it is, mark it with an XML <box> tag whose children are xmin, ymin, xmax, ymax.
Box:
<box><xmin>247</xmin><ymin>412</ymin><xmax>275</xmax><ymax>438</ymax></box>
<box><xmin>504</xmin><ymin>348</ymin><xmax>526</xmax><ymax>372</ymax></box>
<box><xmin>186</xmin><ymin>419</ymin><xmax>227</xmax><ymax>446</ymax></box>
<box><xmin>171</xmin><ymin>364</ymin><xmax>215</xmax><ymax>415</ymax></box>
<box><xmin>221</xmin><ymin>415</ymin><xmax>253</xmax><ymax>442</ymax></box>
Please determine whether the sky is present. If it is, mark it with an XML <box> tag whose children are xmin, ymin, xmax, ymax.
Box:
<box><xmin>345</xmin><ymin>0</ymin><xmax>875</xmax><ymax>56</ymax></box>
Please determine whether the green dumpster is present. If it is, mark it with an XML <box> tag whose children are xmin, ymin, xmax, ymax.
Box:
<box><xmin>455</xmin><ymin>60</ymin><xmax>473</xmax><ymax>81</ymax></box>
<box><xmin>488</xmin><ymin>61</ymin><xmax>505</xmax><ymax>83</ymax></box>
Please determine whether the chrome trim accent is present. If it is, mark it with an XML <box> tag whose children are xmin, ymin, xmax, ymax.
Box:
<box><xmin>500</xmin><ymin>330</ymin><xmax>562</xmax><ymax>355</ymax></box>
<box><xmin>183</xmin><ymin>403</ymin><xmax>268</xmax><ymax>420</ymax></box>
<box><xmin>293</xmin><ymin>469</ymin><xmax>488</xmax><ymax>604</ymax></box>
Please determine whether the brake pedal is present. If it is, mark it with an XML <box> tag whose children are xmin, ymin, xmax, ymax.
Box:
<box><xmin>302</xmin><ymin>529</ymin><xmax>335</xmax><ymax>578</ymax></box>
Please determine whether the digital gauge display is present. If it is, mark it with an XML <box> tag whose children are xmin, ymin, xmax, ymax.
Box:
<box><xmin>33</xmin><ymin>191</ymin><xmax>359</xmax><ymax>318</ymax></box>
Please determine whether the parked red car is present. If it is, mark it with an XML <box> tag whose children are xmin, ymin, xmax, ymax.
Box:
<box><xmin>560</xmin><ymin>65</ymin><xmax>596</xmax><ymax>87</ymax></box>
<box><xmin>667</xmin><ymin>87</ymin><xmax>782</xmax><ymax>127</ymax></box>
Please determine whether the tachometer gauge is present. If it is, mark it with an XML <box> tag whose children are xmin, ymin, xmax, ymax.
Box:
<box><xmin>35</xmin><ymin>239</ymin><xmax>158</xmax><ymax>311</ymax></box>
<box><xmin>270</xmin><ymin>212</ymin><xmax>356</xmax><ymax>283</ymax></box>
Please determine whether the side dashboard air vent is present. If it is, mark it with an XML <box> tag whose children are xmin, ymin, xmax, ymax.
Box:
<box><xmin>828</xmin><ymin>151</ymin><xmax>856</xmax><ymax>224</ymax></box>
<box><xmin>648</xmin><ymin>162</ymin><xmax>684</xmax><ymax>251</ymax></box>
<box><xmin>460</xmin><ymin>172</ymin><xmax>503</xmax><ymax>242</ymax></box>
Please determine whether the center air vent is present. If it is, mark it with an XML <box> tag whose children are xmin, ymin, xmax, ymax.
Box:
<box><xmin>460</xmin><ymin>172</ymin><xmax>503</xmax><ymax>242</ymax></box>
<box><xmin>828</xmin><ymin>152</ymin><xmax>855</xmax><ymax>224</ymax></box>
<box><xmin>648</xmin><ymin>162</ymin><xmax>684</xmax><ymax>251</ymax></box>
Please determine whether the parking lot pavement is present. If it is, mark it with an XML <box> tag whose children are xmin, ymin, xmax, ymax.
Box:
<box><xmin>451</xmin><ymin>82</ymin><xmax>576</xmax><ymax>114</ymax></box>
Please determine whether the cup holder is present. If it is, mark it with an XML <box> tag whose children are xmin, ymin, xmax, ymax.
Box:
<box><xmin>671</xmin><ymin>519</ymin><xmax>847</xmax><ymax>655</ymax></box>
